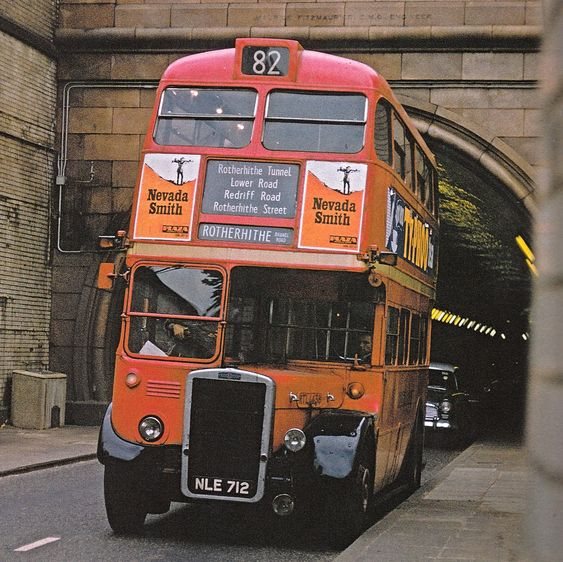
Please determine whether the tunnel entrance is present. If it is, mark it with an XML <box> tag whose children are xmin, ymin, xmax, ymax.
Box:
<box><xmin>428</xmin><ymin>141</ymin><xmax>532</xmax><ymax>430</ymax></box>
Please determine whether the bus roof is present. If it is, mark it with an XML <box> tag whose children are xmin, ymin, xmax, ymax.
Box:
<box><xmin>162</xmin><ymin>44</ymin><xmax>393</xmax><ymax>95</ymax></box>
<box><xmin>159</xmin><ymin>39</ymin><xmax>431</xmax><ymax>162</ymax></box>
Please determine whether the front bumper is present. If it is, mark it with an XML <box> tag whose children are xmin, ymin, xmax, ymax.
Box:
<box><xmin>425</xmin><ymin>418</ymin><xmax>455</xmax><ymax>430</ymax></box>
<box><xmin>97</xmin><ymin>405</ymin><xmax>313</xmax><ymax>507</ymax></box>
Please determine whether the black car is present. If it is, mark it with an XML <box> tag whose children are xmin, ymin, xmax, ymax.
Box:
<box><xmin>425</xmin><ymin>362</ymin><xmax>479</xmax><ymax>445</ymax></box>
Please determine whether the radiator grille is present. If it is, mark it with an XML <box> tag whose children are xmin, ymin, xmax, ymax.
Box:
<box><xmin>186</xmin><ymin>378</ymin><xmax>266</xmax><ymax>499</ymax></box>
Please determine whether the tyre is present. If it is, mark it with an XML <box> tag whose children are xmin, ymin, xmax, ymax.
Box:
<box><xmin>104</xmin><ymin>464</ymin><xmax>148</xmax><ymax>534</ymax></box>
<box><xmin>402</xmin><ymin>412</ymin><xmax>424</xmax><ymax>492</ymax></box>
<box><xmin>325</xmin><ymin>456</ymin><xmax>373</xmax><ymax>549</ymax></box>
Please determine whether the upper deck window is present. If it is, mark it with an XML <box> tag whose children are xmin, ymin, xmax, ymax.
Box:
<box><xmin>374</xmin><ymin>99</ymin><xmax>392</xmax><ymax>165</ymax></box>
<box><xmin>154</xmin><ymin>88</ymin><xmax>257</xmax><ymax>148</ymax></box>
<box><xmin>263</xmin><ymin>90</ymin><xmax>367</xmax><ymax>153</ymax></box>
<box><xmin>393</xmin><ymin>116</ymin><xmax>414</xmax><ymax>190</ymax></box>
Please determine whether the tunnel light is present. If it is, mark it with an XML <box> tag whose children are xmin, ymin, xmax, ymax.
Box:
<box><xmin>501</xmin><ymin>333</ymin><xmax>506</xmax><ymax>340</ymax></box>
<box><xmin>515</xmin><ymin>235</ymin><xmax>535</xmax><ymax>262</ymax></box>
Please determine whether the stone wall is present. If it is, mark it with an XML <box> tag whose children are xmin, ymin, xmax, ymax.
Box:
<box><xmin>0</xmin><ymin>0</ymin><xmax>58</xmax><ymax>422</ymax></box>
<box><xmin>526</xmin><ymin>0</ymin><xmax>563</xmax><ymax>559</ymax></box>
<box><xmin>58</xmin><ymin>0</ymin><xmax>541</xmax><ymax>30</ymax></box>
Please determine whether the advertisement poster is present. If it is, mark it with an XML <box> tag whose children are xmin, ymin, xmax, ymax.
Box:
<box><xmin>298</xmin><ymin>161</ymin><xmax>367</xmax><ymax>252</ymax></box>
<box><xmin>386</xmin><ymin>187</ymin><xmax>436</xmax><ymax>273</ymax></box>
<box><xmin>132</xmin><ymin>153</ymin><xmax>201</xmax><ymax>241</ymax></box>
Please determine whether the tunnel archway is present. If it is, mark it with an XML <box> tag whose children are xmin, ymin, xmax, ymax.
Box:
<box><xmin>401</xmin><ymin>99</ymin><xmax>534</xmax><ymax>427</ymax></box>
<box><xmin>70</xmin><ymin>100</ymin><xmax>535</xmax><ymax>421</ymax></box>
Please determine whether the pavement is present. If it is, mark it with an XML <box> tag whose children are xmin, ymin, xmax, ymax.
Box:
<box><xmin>0</xmin><ymin>423</ymin><xmax>530</xmax><ymax>561</ymax></box>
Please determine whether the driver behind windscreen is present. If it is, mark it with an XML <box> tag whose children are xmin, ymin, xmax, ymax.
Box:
<box><xmin>164</xmin><ymin>319</ymin><xmax>216</xmax><ymax>358</ymax></box>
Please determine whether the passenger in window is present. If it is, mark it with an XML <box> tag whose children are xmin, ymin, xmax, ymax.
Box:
<box><xmin>357</xmin><ymin>334</ymin><xmax>372</xmax><ymax>365</ymax></box>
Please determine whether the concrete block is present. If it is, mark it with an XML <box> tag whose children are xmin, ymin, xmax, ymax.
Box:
<box><xmin>112</xmin><ymin>160</ymin><xmax>140</xmax><ymax>187</ymax></box>
<box><xmin>343</xmin><ymin>52</ymin><xmax>402</xmax><ymax>79</ymax></box>
<box><xmin>115</xmin><ymin>5</ymin><xmax>171</xmax><ymax>28</ymax></box>
<box><xmin>58</xmin><ymin>54</ymin><xmax>112</xmax><ymax>80</ymax></box>
<box><xmin>66</xmin><ymin>134</ymin><xmax>85</xmax><ymax>160</ymax></box>
<box><xmin>59</xmin><ymin>5</ymin><xmax>114</xmax><ymax>29</ymax></box>
<box><xmin>402</xmin><ymin>52</ymin><xmax>462</xmax><ymax>80</ymax></box>
<box><xmin>524</xmin><ymin>52</ymin><xmax>540</xmax><ymax>80</ymax></box>
<box><xmin>500</xmin><ymin>136</ymin><xmax>545</xmax><ymax>164</ymax></box>
<box><xmin>286</xmin><ymin>3</ymin><xmax>345</xmax><ymax>27</ymax></box>
<box><xmin>523</xmin><ymin>109</ymin><xmax>542</xmax><ymax>137</ymax></box>
<box><xmin>171</xmin><ymin>5</ymin><xmax>228</xmax><ymax>28</ymax></box>
<box><xmin>84</xmin><ymin>134</ymin><xmax>140</xmax><ymax>161</ymax></box>
<box><xmin>345</xmin><ymin>2</ymin><xmax>404</xmax><ymax>27</ymax></box>
<box><xmin>140</xmin><ymin>88</ymin><xmax>158</xmax><ymax>108</ymax></box>
<box><xmin>228</xmin><ymin>4</ymin><xmax>286</xmax><ymax>27</ymax></box>
<box><xmin>86</xmin><ymin>186</ymin><xmax>113</xmax><ymax>214</ymax></box>
<box><xmin>462</xmin><ymin>52</ymin><xmax>524</xmax><ymax>80</ymax></box>
<box><xmin>112</xmin><ymin>107</ymin><xmax>152</xmax><ymax>134</ymax></box>
<box><xmin>405</xmin><ymin>2</ymin><xmax>464</xmax><ymax>27</ymax></box>
<box><xmin>82</xmin><ymin>88</ymin><xmax>141</xmax><ymax>108</ymax></box>
<box><xmin>525</xmin><ymin>1</ymin><xmax>543</xmax><ymax>25</ymax></box>
<box><xmin>460</xmin><ymin>108</ymin><xmax>524</xmax><ymax>137</ymax></box>
<box><xmin>111</xmin><ymin>54</ymin><xmax>170</xmax><ymax>80</ymax></box>
<box><xmin>68</xmin><ymin>107</ymin><xmax>113</xmax><ymax>134</ymax></box>
<box><xmin>465</xmin><ymin>1</ymin><xmax>526</xmax><ymax>26</ymax></box>
<box><xmin>112</xmin><ymin>186</ymin><xmax>135</xmax><ymax>212</ymax></box>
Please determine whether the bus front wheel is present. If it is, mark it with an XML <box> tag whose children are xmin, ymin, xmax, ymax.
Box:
<box><xmin>104</xmin><ymin>464</ymin><xmax>148</xmax><ymax>534</ymax></box>
<box><xmin>324</xmin><ymin>458</ymin><xmax>373</xmax><ymax>548</ymax></box>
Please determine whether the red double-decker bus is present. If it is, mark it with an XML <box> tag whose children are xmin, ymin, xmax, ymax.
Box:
<box><xmin>97</xmin><ymin>38</ymin><xmax>439</xmax><ymax>546</ymax></box>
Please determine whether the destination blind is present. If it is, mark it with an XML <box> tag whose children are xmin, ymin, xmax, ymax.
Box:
<box><xmin>202</xmin><ymin>160</ymin><xmax>299</xmax><ymax>219</ymax></box>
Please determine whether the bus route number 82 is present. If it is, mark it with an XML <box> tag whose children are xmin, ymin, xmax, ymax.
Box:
<box><xmin>242</xmin><ymin>46</ymin><xmax>290</xmax><ymax>77</ymax></box>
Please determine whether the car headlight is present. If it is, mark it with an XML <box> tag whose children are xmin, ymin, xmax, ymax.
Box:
<box><xmin>139</xmin><ymin>416</ymin><xmax>164</xmax><ymax>442</ymax></box>
<box><xmin>439</xmin><ymin>400</ymin><xmax>453</xmax><ymax>414</ymax></box>
<box><xmin>284</xmin><ymin>428</ymin><xmax>306</xmax><ymax>452</ymax></box>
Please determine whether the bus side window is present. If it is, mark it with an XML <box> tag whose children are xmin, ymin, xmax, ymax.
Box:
<box><xmin>385</xmin><ymin>306</ymin><xmax>400</xmax><ymax>365</ymax></box>
<box><xmin>375</xmin><ymin>100</ymin><xmax>392</xmax><ymax>165</ymax></box>
<box><xmin>398</xmin><ymin>308</ymin><xmax>411</xmax><ymax>364</ymax></box>
<box><xmin>416</xmin><ymin>146</ymin><xmax>433</xmax><ymax>208</ymax></box>
<box><xmin>392</xmin><ymin>116</ymin><xmax>405</xmax><ymax>179</ymax></box>
<box><xmin>393</xmin><ymin>115</ymin><xmax>414</xmax><ymax>192</ymax></box>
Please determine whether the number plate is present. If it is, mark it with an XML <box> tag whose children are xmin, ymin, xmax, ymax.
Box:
<box><xmin>241</xmin><ymin>46</ymin><xmax>289</xmax><ymax>76</ymax></box>
<box><xmin>188</xmin><ymin>476</ymin><xmax>256</xmax><ymax>498</ymax></box>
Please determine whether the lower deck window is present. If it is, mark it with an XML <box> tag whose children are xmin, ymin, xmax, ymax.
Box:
<box><xmin>225</xmin><ymin>267</ymin><xmax>375</xmax><ymax>364</ymax></box>
<box><xmin>127</xmin><ymin>265</ymin><xmax>223</xmax><ymax>360</ymax></box>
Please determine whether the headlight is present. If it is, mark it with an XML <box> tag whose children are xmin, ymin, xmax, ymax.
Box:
<box><xmin>439</xmin><ymin>400</ymin><xmax>453</xmax><ymax>414</ymax></box>
<box><xmin>139</xmin><ymin>416</ymin><xmax>164</xmax><ymax>442</ymax></box>
<box><xmin>284</xmin><ymin>428</ymin><xmax>306</xmax><ymax>452</ymax></box>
